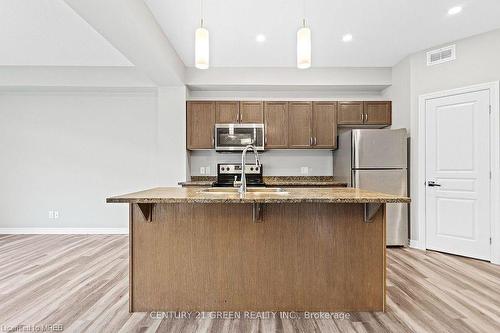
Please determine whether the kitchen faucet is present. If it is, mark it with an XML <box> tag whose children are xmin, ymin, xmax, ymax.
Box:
<box><xmin>238</xmin><ymin>144</ymin><xmax>260</xmax><ymax>195</ymax></box>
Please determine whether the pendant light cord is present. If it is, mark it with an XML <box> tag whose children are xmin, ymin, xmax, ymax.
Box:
<box><xmin>301</xmin><ymin>0</ymin><xmax>306</xmax><ymax>27</ymax></box>
<box><xmin>200</xmin><ymin>0</ymin><xmax>204</xmax><ymax>27</ymax></box>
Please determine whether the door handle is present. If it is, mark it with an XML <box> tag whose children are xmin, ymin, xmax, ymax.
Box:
<box><xmin>427</xmin><ymin>181</ymin><xmax>441</xmax><ymax>187</ymax></box>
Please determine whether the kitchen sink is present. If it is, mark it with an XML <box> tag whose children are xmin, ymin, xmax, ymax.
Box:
<box><xmin>200</xmin><ymin>187</ymin><xmax>289</xmax><ymax>195</ymax></box>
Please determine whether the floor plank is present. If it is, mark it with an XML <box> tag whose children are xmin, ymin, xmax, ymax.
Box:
<box><xmin>0</xmin><ymin>235</ymin><xmax>499</xmax><ymax>332</ymax></box>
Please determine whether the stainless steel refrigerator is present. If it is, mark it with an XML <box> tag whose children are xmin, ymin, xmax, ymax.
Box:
<box><xmin>333</xmin><ymin>129</ymin><xmax>408</xmax><ymax>246</ymax></box>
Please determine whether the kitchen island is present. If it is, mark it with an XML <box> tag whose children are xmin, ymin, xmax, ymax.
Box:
<box><xmin>107</xmin><ymin>187</ymin><xmax>409</xmax><ymax>313</ymax></box>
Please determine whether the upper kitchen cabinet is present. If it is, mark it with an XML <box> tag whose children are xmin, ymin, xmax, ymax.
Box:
<box><xmin>186</xmin><ymin>101</ymin><xmax>216</xmax><ymax>150</ymax></box>
<box><xmin>288</xmin><ymin>102</ymin><xmax>338</xmax><ymax>149</ymax></box>
<box><xmin>338</xmin><ymin>101</ymin><xmax>364</xmax><ymax>125</ymax></box>
<box><xmin>239</xmin><ymin>101</ymin><xmax>264</xmax><ymax>123</ymax></box>
<box><xmin>312</xmin><ymin>102</ymin><xmax>337</xmax><ymax>148</ymax></box>
<box><xmin>288</xmin><ymin>102</ymin><xmax>313</xmax><ymax>148</ymax></box>
<box><xmin>264</xmin><ymin>102</ymin><xmax>289</xmax><ymax>148</ymax></box>
<box><xmin>215</xmin><ymin>101</ymin><xmax>239</xmax><ymax>123</ymax></box>
<box><xmin>338</xmin><ymin>101</ymin><xmax>391</xmax><ymax>127</ymax></box>
<box><xmin>363</xmin><ymin>101</ymin><xmax>392</xmax><ymax>125</ymax></box>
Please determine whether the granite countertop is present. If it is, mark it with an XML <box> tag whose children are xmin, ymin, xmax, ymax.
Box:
<box><xmin>107</xmin><ymin>187</ymin><xmax>410</xmax><ymax>204</ymax></box>
<box><xmin>178</xmin><ymin>176</ymin><xmax>348</xmax><ymax>187</ymax></box>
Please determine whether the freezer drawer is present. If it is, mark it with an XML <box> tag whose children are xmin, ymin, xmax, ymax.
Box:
<box><xmin>352</xmin><ymin>129</ymin><xmax>407</xmax><ymax>169</ymax></box>
<box><xmin>353</xmin><ymin>169</ymin><xmax>408</xmax><ymax>246</ymax></box>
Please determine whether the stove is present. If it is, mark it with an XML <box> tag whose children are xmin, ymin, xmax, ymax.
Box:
<box><xmin>213</xmin><ymin>163</ymin><xmax>264</xmax><ymax>187</ymax></box>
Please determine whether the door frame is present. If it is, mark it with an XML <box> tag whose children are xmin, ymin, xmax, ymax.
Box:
<box><xmin>414</xmin><ymin>81</ymin><xmax>500</xmax><ymax>264</ymax></box>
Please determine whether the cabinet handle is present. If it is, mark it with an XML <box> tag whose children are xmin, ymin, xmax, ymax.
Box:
<box><xmin>364</xmin><ymin>113</ymin><xmax>368</xmax><ymax>122</ymax></box>
<box><xmin>314</xmin><ymin>137</ymin><xmax>317</xmax><ymax>145</ymax></box>
<box><xmin>309</xmin><ymin>137</ymin><xmax>313</xmax><ymax>146</ymax></box>
<box><xmin>360</xmin><ymin>112</ymin><xmax>364</xmax><ymax>122</ymax></box>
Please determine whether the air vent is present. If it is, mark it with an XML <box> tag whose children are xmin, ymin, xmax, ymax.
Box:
<box><xmin>427</xmin><ymin>45</ymin><xmax>456</xmax><ymax>66</ymax></box>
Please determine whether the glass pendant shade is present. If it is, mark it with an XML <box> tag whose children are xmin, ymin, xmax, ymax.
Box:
<box><xmin>297</xmin><ymin>25</ymin><xmax>311</xmax><ymax>69</ymax></box>
<box><xmin>195</xmin><ymin>26</ymin><xmax>209</xmax><ymax>69</ymax></box>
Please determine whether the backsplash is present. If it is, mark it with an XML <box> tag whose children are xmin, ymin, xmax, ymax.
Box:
<box><xmin>189</xmin><ymin>150</ymin><xmax>333</xmax><ymax>177</ymax></box>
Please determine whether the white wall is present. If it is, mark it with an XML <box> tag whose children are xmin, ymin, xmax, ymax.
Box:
<box><xmin>0</xmin><ymin>87</ymin><xmax>186</xmax><ymax>231</ymax></box>
<box><xmin>190</xmin><ymin>150</ymin><xmax>333</xmax><ymax>177</ymax></box>
<box><xmin>385</xmin><ymin>28</ymin><xmax>500</xmax><ymax>244</ymax></box>
<box><xmin>157</xmin><ymin>86</ymin><xmax>188</xmax><ymax>184</ymax></box>
<box><xmin>383</xmin><ymin>57</ymin><xmax>411</xmax><ymax>133</ymax></box>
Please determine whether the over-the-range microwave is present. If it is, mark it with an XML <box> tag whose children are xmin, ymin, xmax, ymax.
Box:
<box><xmin>214</xmin><ymin>124</ymin><xmax>264</xmax><ymax>151</ymax></box>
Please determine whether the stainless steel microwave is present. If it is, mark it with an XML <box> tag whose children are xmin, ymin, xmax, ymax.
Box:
<box><xmin>214</xmin><ymin>124</ymin><xmax>265</xmax><ymax>151</ymax></box>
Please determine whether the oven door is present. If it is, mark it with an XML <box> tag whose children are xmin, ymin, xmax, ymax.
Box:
<box><xmin>215</xmin><ymin>124</ymin><xmax>264</xmax><ymax>151</ymax></box>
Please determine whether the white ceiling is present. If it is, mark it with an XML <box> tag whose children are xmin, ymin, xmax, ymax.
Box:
<box><xmin>145</xmin><ymin>0</ymin><xmax>500</xmax><ymax>67</ymax></box>
<box><xmin>0</xmin><ymin>0</ymin><xmax>131</xmax><ymax>66</ymax></box>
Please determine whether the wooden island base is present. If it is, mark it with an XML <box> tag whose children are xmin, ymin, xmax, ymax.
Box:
<box><xmin>130</xmin><ymin>202</ymin><xmax>385</xmax><ymax>312</ymax></box>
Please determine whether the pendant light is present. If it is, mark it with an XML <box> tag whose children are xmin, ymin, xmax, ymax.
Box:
<box><xmin>297</xmin><ymin>0</ymin><xmax>311</xmax><ymax>69</ymax></box>
<box><xmin>195</xmin><ymin>0</ymin><xmax>209</xmax><ymax>69</ymax></box>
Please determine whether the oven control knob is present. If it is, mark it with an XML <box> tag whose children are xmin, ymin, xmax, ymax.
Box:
<box><xmin>250</xmin><ymin>167</ymin><xmax>254</xmax><ymax>171</ymax></box>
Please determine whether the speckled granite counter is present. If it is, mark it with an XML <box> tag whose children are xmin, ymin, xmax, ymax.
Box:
<box><xmin>178</xmin><ymin>176</ymin><xmax>348</xmax><ymax>187</ymax></box>
<box><xmin>107</xmin><ymin>186</ymin><xmax>409</xmax><ymax>204</ymax></box>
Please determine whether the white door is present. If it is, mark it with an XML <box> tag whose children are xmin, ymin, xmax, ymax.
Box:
<box><xmin>425</xmin><ymin>89</ymin><xmax>491</xmax><ymax>260</ymax></box>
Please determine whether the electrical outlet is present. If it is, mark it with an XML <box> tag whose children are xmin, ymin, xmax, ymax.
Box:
<box><xmin>48</xmin><ymin>211</ymin><xmax>54</xmax><ymax>219</ymax></box>
<box><xmin>200</xmin><ymin>167</ymin><xmax>205</xmax><ymax>175</ymax></box>
<box><xmin>54</xmin><ymin>211</ymin><xmax>59</xmax><ymax>219</ymax></box>
<box><xmin>300</xmin><ymin>167</ymin><xmax>309</xmax><ymax>175</ymax></box>
<box><xmin>205</xmin><ymin>166</ymin><xmax>211</xmax><ymax>175</ymax></box>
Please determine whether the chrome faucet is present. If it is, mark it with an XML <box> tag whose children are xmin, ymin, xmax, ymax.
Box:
<box><xmin>238</xmin><ymin>144</ymin><xmax>260</xmax><ymax>195</ymax></box>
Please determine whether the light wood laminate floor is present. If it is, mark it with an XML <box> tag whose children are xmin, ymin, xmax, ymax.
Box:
<box><xmin>0</xmin><ymin>234</ymin><xmax>499</xmax><ymax>332</ymax></box>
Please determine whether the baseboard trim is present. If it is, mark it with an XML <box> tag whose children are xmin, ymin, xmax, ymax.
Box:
<box><xmin>409</xmin><ymin>239</ymin><xmax>425</xmax><ymax>250</ymax></box>
<box><xmin>0</xmin><ymin>228</ymin><xmax>128</xmax><ymax>235</ymax></box>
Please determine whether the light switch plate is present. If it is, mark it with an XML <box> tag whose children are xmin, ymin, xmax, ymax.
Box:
<box><xmin>300</xmin><ymin>167</ymin><xmax>309</xmax><ymax>175</ymax></box>
<box><xmin>200</xmin><ymin>167</ymin><xmax>205</xmax><ymax>175</ymax></box>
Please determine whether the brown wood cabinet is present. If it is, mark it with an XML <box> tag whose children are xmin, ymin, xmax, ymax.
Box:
<box><xmin>288</xmin><ymin>102</ymin><xmax>337</xmax><ymax>149</ymax></box>
<box><xmin>186</xmin><ymin>100</ymin><xmax>390</xmax><ymax>150</ymax></box>
<box><xmin>264</xmin><ymin>102</ymin><xmax>288</xmax><ymax>148</ymax></box>
<box><xmin>215</xmin><ymin>101</ymin><xmax>264</xmax><ymax>124</ymax></box>
<box><xmin>338</xmin><ymin>101</ymin><xmax>364</xmax><ymax>125</ymax></box>
<box><xmin>186</xmin><ymin>101</ymin><xmax>215</xmax><ymax>149</ymax></box>
<box><xmin>338</xmin><ymin>101</ymin><xmax>391</xmax><ymax>127</ymax></box>
<box><xmin>288</xmin><ymin>102</ymin><xmax>313</xmax><ymax>148</ymax></box>
<box><xmin>239</xmin><ymin>101</ymin><xmax>264</xmax><ymax>123</ymax></box>
<box><xmin>215</xmin><ymin>101</ymin><xmax>239</xmax><ymax>123</ymax></box>
<box><xmin>312</xmin><ymin>102</ymin><xmax>337</xmax><ymax>148</ymax></box>
<box><xmin>364</xmin><ymin>101</ymin><xmax>392</xmax><ymax>125</ymax></box>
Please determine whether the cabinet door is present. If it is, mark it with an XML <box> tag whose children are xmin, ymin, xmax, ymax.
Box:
<box><xmin>364</xmin><ymin>101</ymin><xmax>392</xmax><ymax>125</ymax></box>
<box><xmin>313</xmin><ymin>102</ymin><xmax>337</xmax><ymax>148</ymax></box>
<box><xmin>187</xmin><ymin>101</ymin><xmax>216</xmax><ymax>149</ymax></box>
<box><xmin>288</xmin><ymin>102</ymin><xmax>313</xmax><ymax>148</ymax></box>
<box><xmin>215</xmin><ymin>101</ymin><xmax>239</xmax><ymax>123</ymax></box>
<box><xmin>338</xmin><ymin>101</ymin><xmax>364</xmax><ymax>125</ymax></box>
<box><xmin>264</xmin><ymin>102</ymin><xmax>289</xmax><ymax>148</ymax></box>
<box><xmin>239</xmin><ymin>101</ymin><xmax>264</xmax><ymax>123</ymax></box>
